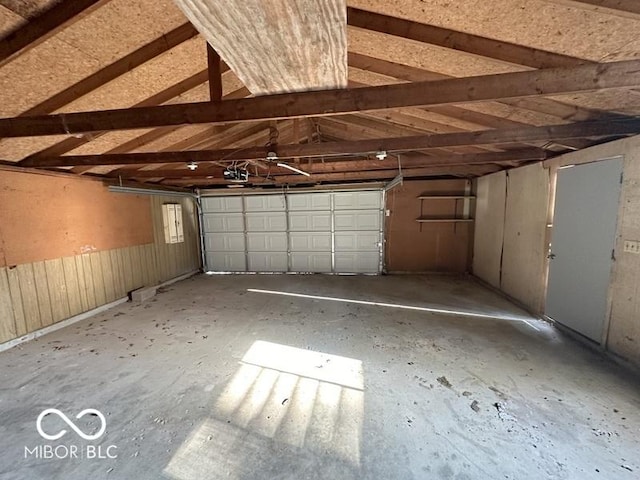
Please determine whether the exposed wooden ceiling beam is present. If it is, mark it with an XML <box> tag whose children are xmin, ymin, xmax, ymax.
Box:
<box><xmin>560</xmin><ymin>0</ymin><xmax>640</xmax><ymax>18</ymax></box>
<box><xmin>107</xmin><ymin>123</ymin><xmax>270</xmax><ymax>176</ymax></box>
<box><xmin>108</xmin><ymin>149</ymin><xmax>546</xmax><ymax>178</ymax></box>
<box><xmin>30</xmin><ymin>69</ymin><xmax>216</xmax><ymax>159</ymax></box>
<box><xmin>346</xmin><ymin>7</ymin><xmax>585</xmax><ymax>69</ymax></box>
<box><xmin>19</xmin><ymin>118</ymin><xmax>640</xmax><ymax>167</ymax></box>
<box><xmin>323</xmin><ymin>114</ymin><xmax>501</xmax><ymax>154</ymax></box>
<box><xmin>0</xmin><ymin>0</ymin><xmax>109</xmax><ymax>66</ymax></box>
<box><xmin>347</xmin><ymin>52</ymin><xmax>603</xmax><ymax>122</ymax></box>
<box><xmin>4</xmin><ymin>59</ymin><xmax>640</xmax><ymax>138</ymax></box>
<box><xmin>347</xmin><ymin>79</ymin><xmax>527</xmax><ymax>131</ymax></box>
<box><xmin>206</xmin><ymin>44</ymin><xmax>223</xmax><ymax>102</ymax></box>
<box><xmin>17</xmin><ymin>23</ymin><xmax>199</xmax><ymax>117</ymax></box>
<box><xmin>162</xmin><ymin>164</ymin><xmax>502</xmax><ymax>186</ymax></box>
<box><xmin>70</xmin><ymin>85</ymin><xmax>250</xmax><ymax>174</ymax></box>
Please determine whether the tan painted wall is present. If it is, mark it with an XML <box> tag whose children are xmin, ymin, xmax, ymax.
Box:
<box><xmin>0</xmin><ymin>170</ymin><xmax>201</xmax><ymax>344</ymax></box>
<box><xmin>472</xmin><ymin>164</ymin><xmax>550</xmax><ymax>313</ymax></box>
<box><xmin>472</xmin><ymin>171</ymin><xmax>506</xmax><ymax>288</ymax></box>
<box><xmin>501</xmin><ymin>164</ymin><xmax>550</xmax><ymax>313</ymax></box>
<box><xmin>545</xmin><ymin>134</ymin><xmax>640</xmax><ymax>366</ymax></box>
<box><xmin>0</xmin><ymin>169</ymin><xmax>153</xmax><ymax>266</ymax></box>
<box><xmin>385</xmin><ymin>179</ymin><xmax>473</xmax><ymax>273</ymax></box>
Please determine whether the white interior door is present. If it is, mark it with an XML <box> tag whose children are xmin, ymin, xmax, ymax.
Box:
<box><xmin>545</xmin><ymin>158</ymin><xmax>623</xmax><ymax>342</ymax></box>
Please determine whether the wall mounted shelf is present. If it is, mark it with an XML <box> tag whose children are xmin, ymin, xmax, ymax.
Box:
<box><xmin>416</xmin><ymin>218</ymin><xmax>475</xmax><ymax>223</ymax></box>
<box><xmin>417</xmin><ymin>195</ymin><xmax>476</xmax><ymax>200</ymax></box>
<box><xmin>416</xmin><ymin>188</ymin><xmax>474</xmax><ymax>227</ymax></box>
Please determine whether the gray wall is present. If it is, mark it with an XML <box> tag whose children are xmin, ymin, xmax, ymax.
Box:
<box><xmin>474</xmin><ymin>134</ymin><xmax>640</xmax><ymax>367</ymax></box>
<box><xmin>473</xmin><ymin>163</ymin><xmax>550</xmax><ymax>313</ymax></box>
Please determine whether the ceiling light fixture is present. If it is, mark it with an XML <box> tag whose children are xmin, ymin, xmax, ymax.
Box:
<box><xmin>266</xmin><ymin>151</ymin><xmax>278</xmax><ymax>161</ymax></box>
<box><xmin>187</xmin><ymin>162</ymin><xmax>198</xmax><ymax>171</ymax></box>
<box><xmin>375</xmin><ymin>150</ymin><xmax>387</xmax><ymax>161</ymax></box>
<box><xmin>277</xmin><ymin>162</ymin><xmax>310</xmax><ymax>177</ymax></box>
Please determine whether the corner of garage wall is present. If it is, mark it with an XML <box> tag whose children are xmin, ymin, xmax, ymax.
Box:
<box><xmin>472</xmin><ymin>163</ymin><xmax>550</xmax><ymax>314</ymax></box>
<box><xmin>473</xmin><ymin>135</ymin><xmax>640</xmax><ymax>368</ymax></box>
<box><xmin>0</xmin><ymin>171</ymin><xmax>201</xmax><ymax>345</ymax></box>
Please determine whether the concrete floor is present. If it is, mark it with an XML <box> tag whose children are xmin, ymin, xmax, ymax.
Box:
<box><xmin>0</xmin><ymin>274</ymin><xmax>639</xmax><ymax>480</ymax></box>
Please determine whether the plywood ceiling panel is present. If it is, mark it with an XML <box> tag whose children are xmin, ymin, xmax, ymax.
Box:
<box><xmin>0</xmin><ymin>0</ymin><xmax>62</xmax><ymax>20</ymax></box>
<box><xmin>348</xmin><ymin>27</ymin><xmax>528</xmax><ymax>77</ymax></box>
<box><xmin>349</xmin><ymin>0</ymin><xmax>640</xmax><ymax>62</ymax></box>
<box><xmin>0</xmin><ymin>135</ymin><xmax>71</xmax><ymax>161</ymax></box>
<box><xmin>57</xmin><ymin>37</ymin><xmax>208</xmax><ymax>114</ymax></box>
<box><xmin>174</xmin><ymin>0</ymin><xmax>348</xmax><ymax>94</ymax></box>
<box><xmin>0</xmin><ymin>4</ymin><xmax>25</xmax><ymax>37</ymax></box>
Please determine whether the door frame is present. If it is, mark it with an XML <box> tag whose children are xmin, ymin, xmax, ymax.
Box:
<box><xmin>542</xmin><ymin>155</ymin><xmax>624</xmax><ymax>346</ymax></box>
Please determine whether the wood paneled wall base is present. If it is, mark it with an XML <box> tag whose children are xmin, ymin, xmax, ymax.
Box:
<box><xmin>0</xmin><ymin>189</ymin><xmax>200</xmax><ymax>345</ymax></box>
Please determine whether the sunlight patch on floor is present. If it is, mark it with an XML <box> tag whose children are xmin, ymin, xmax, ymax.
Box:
<box><xmin>164</xmin><ymin>341</ymin><xmax>364</xmax><ymax>479</ymax></box>
<box><xmin>247</xmin><ymin>288</ymin><xmax>540</xmax><ymax>330</ymax></box>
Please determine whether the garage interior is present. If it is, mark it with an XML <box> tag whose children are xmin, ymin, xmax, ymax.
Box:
<box><xmin>1</xmin><ymin>0</ymin><xmax>640</xmax><ymax>478</ymax></box>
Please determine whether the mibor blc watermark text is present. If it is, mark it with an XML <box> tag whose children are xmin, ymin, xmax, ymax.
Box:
<box><xmin>25</xmin><ymin>408</ymin><xmax>118</xmax><ymax>460</ymax></box>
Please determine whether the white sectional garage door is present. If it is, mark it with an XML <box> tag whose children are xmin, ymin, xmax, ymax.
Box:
<box><xmin>202</xmin><ymin>189</ymin><xmax>383</xmax><ymax>273</ymax></box>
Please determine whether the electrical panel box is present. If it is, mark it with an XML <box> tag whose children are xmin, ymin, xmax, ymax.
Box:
<box><xmin>162</xmin><ymin>203</ymin><xmax>184</xmax><ymax>244</ymax></box>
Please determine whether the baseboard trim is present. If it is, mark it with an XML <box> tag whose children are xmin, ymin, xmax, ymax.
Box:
<box><xmin>471</xmin><ymin>275</ymin><xmax>640</xmax><ymax>375</ymax></box>
<box><xmin>0</xmin><ymin>297</ymin><xmax>129</xmax><ymax>353</ymax></box>
<box><xmin>470</xmin><ymin>274</ymin><xmax>545</xmax><ymax>320</ymax></box>
<box><xmin>159</xmin><ymin>270</ymin><xmax>199</xmax><ymax>287</ymax></box>
<box><xmin>0</xmin><ymin>270</ymin><xmax>201</xmax><ymax>353</ymax></box>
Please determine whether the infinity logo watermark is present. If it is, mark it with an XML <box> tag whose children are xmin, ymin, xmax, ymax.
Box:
<box><xmin>36</xmin><ymin>408</ymin><xmax>106</xmax><ymax>441</ymax></box>
<box><xmin>25</xmin><ymin>408</ymin><xmax>117</xmax><ymax>460</ymax></box>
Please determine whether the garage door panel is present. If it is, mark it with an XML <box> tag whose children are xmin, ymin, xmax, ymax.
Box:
<box><xmin>334</xmin><ymin>211</ymin><xmax>380</xmax><ymax>231</ymax></box>
<box><xmin>203</xmin><ymin>213</ymin><xmax>244</xmax><ymax>233</ymax></box>
<box><xmin>248</xmin><ymin>253</ymin><xmax>288</xmax><ymax>272</ymax></box>
<box><xmin>244</xmin><ymin>195</ymin><xmax>286</xmax><ymax>212</ymax></box>
<box><xmin>205</xmin><ymin>252</ymin><xmax>246</xmax><ymax>272</ymax></box>
<box><xmin>245</xmin><ymin>212</ymin><xmax>287</xmax><ymax>232</ymax></box>
<box><xmin>288</xmin><ymin>212</ymin><xmax>331</xmax><ymax>231</ymax></box>
<box><xmin>246</xmin><ymin>233</ymin><xmax>288</xmax><ymax>252</ymax></box>
<box><xmin>289</xmin><ymin>232</ymin><xmax>332</xmax><ymax>251</ymax></box>
<box><xmin>290</xmin><ymin>253</ymin><xmax>332</xmax><ymax>272</ymax></box>
<box><xmin>335</xmin><ymin>232</ymin><xmax>380</xmax><ymax>252</ymax></box>
<box><xmin>335</xmin><ymin>252</ymin><xmax>380</xmax><ymax>273</ymax></box>
<box><xmin>334</xmin><ymin>191</ymin><xmax>381</xmax><ymax>210</ymax></box>
<box><xmin>202</xmin><ymin>196</ymin><xmax>243</xmax><ymax>212</ymax></box>
<box><xmin>205</xmin><ymin>233</ymin><xmax>245</xmax><ymax>252</ymax></box>
<box><xmin>202</xmin><ymin>190</ymin><xmax>382</xmax><ymax>273</ymax></box>
<box><xmin>288</xmin><ymin>193</ymin><xmax>331</xmax><ymax>211</ymax></box>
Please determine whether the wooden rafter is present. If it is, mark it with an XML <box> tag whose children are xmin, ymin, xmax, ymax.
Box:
<box><xmin>108</xmin><ymin>149</ymin><xmax>546</xmax><ymax>178</ymax></box>
<box><xmin>206</xmin><ymin>44</ymin><xmax>223</xmax><ymax>102</ymax></box>
<box><xmin>347</xmin><ymin>52</ymin><xmax>602</xmax><ymax>122</ymax></box>
<box><xmin>562</xmin><ymin>0</ymin><xmax>640</xmax><ymax>18</ymax></box>
<box><xmin>30</xmin><ymin>69</ymin><xmax>223</xmax><ymax>160</ymax></box>
<box><xmin>70</xmin><ymin>85</ymin><xmax>251</xmax><ymax>174</ymax></box>
<box><xmin>162</xmin><ymin>165</ymin><xmax>503</xmax><ymax>186</ymax></box>
<box><xmin>347</xmin><ymin>7</ymin><xmax>585</xmax><ymax>69</ymax></box>
<box><xmin>0</xmin><ymin>0</ymin><xmax>110</xmax><ymax>66</ymax></box>
<box><xmin>321</xmin><ymin>115</ymin><xmax>505</xmax><ymax>154</ymax></box>
<box><xmin>18</xmin><ymin>118</ymin><xmax>640</xmax><ymax>167</ymax></box>
<box><xmin>18</xmin><ymin>23</ymin><xmax>199</xmax><ymax>117</ymax></box>
<box><xmin>4</xmin><ymin>59</ymin><xmax>640</xmax><ymax>138</ymax></box>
